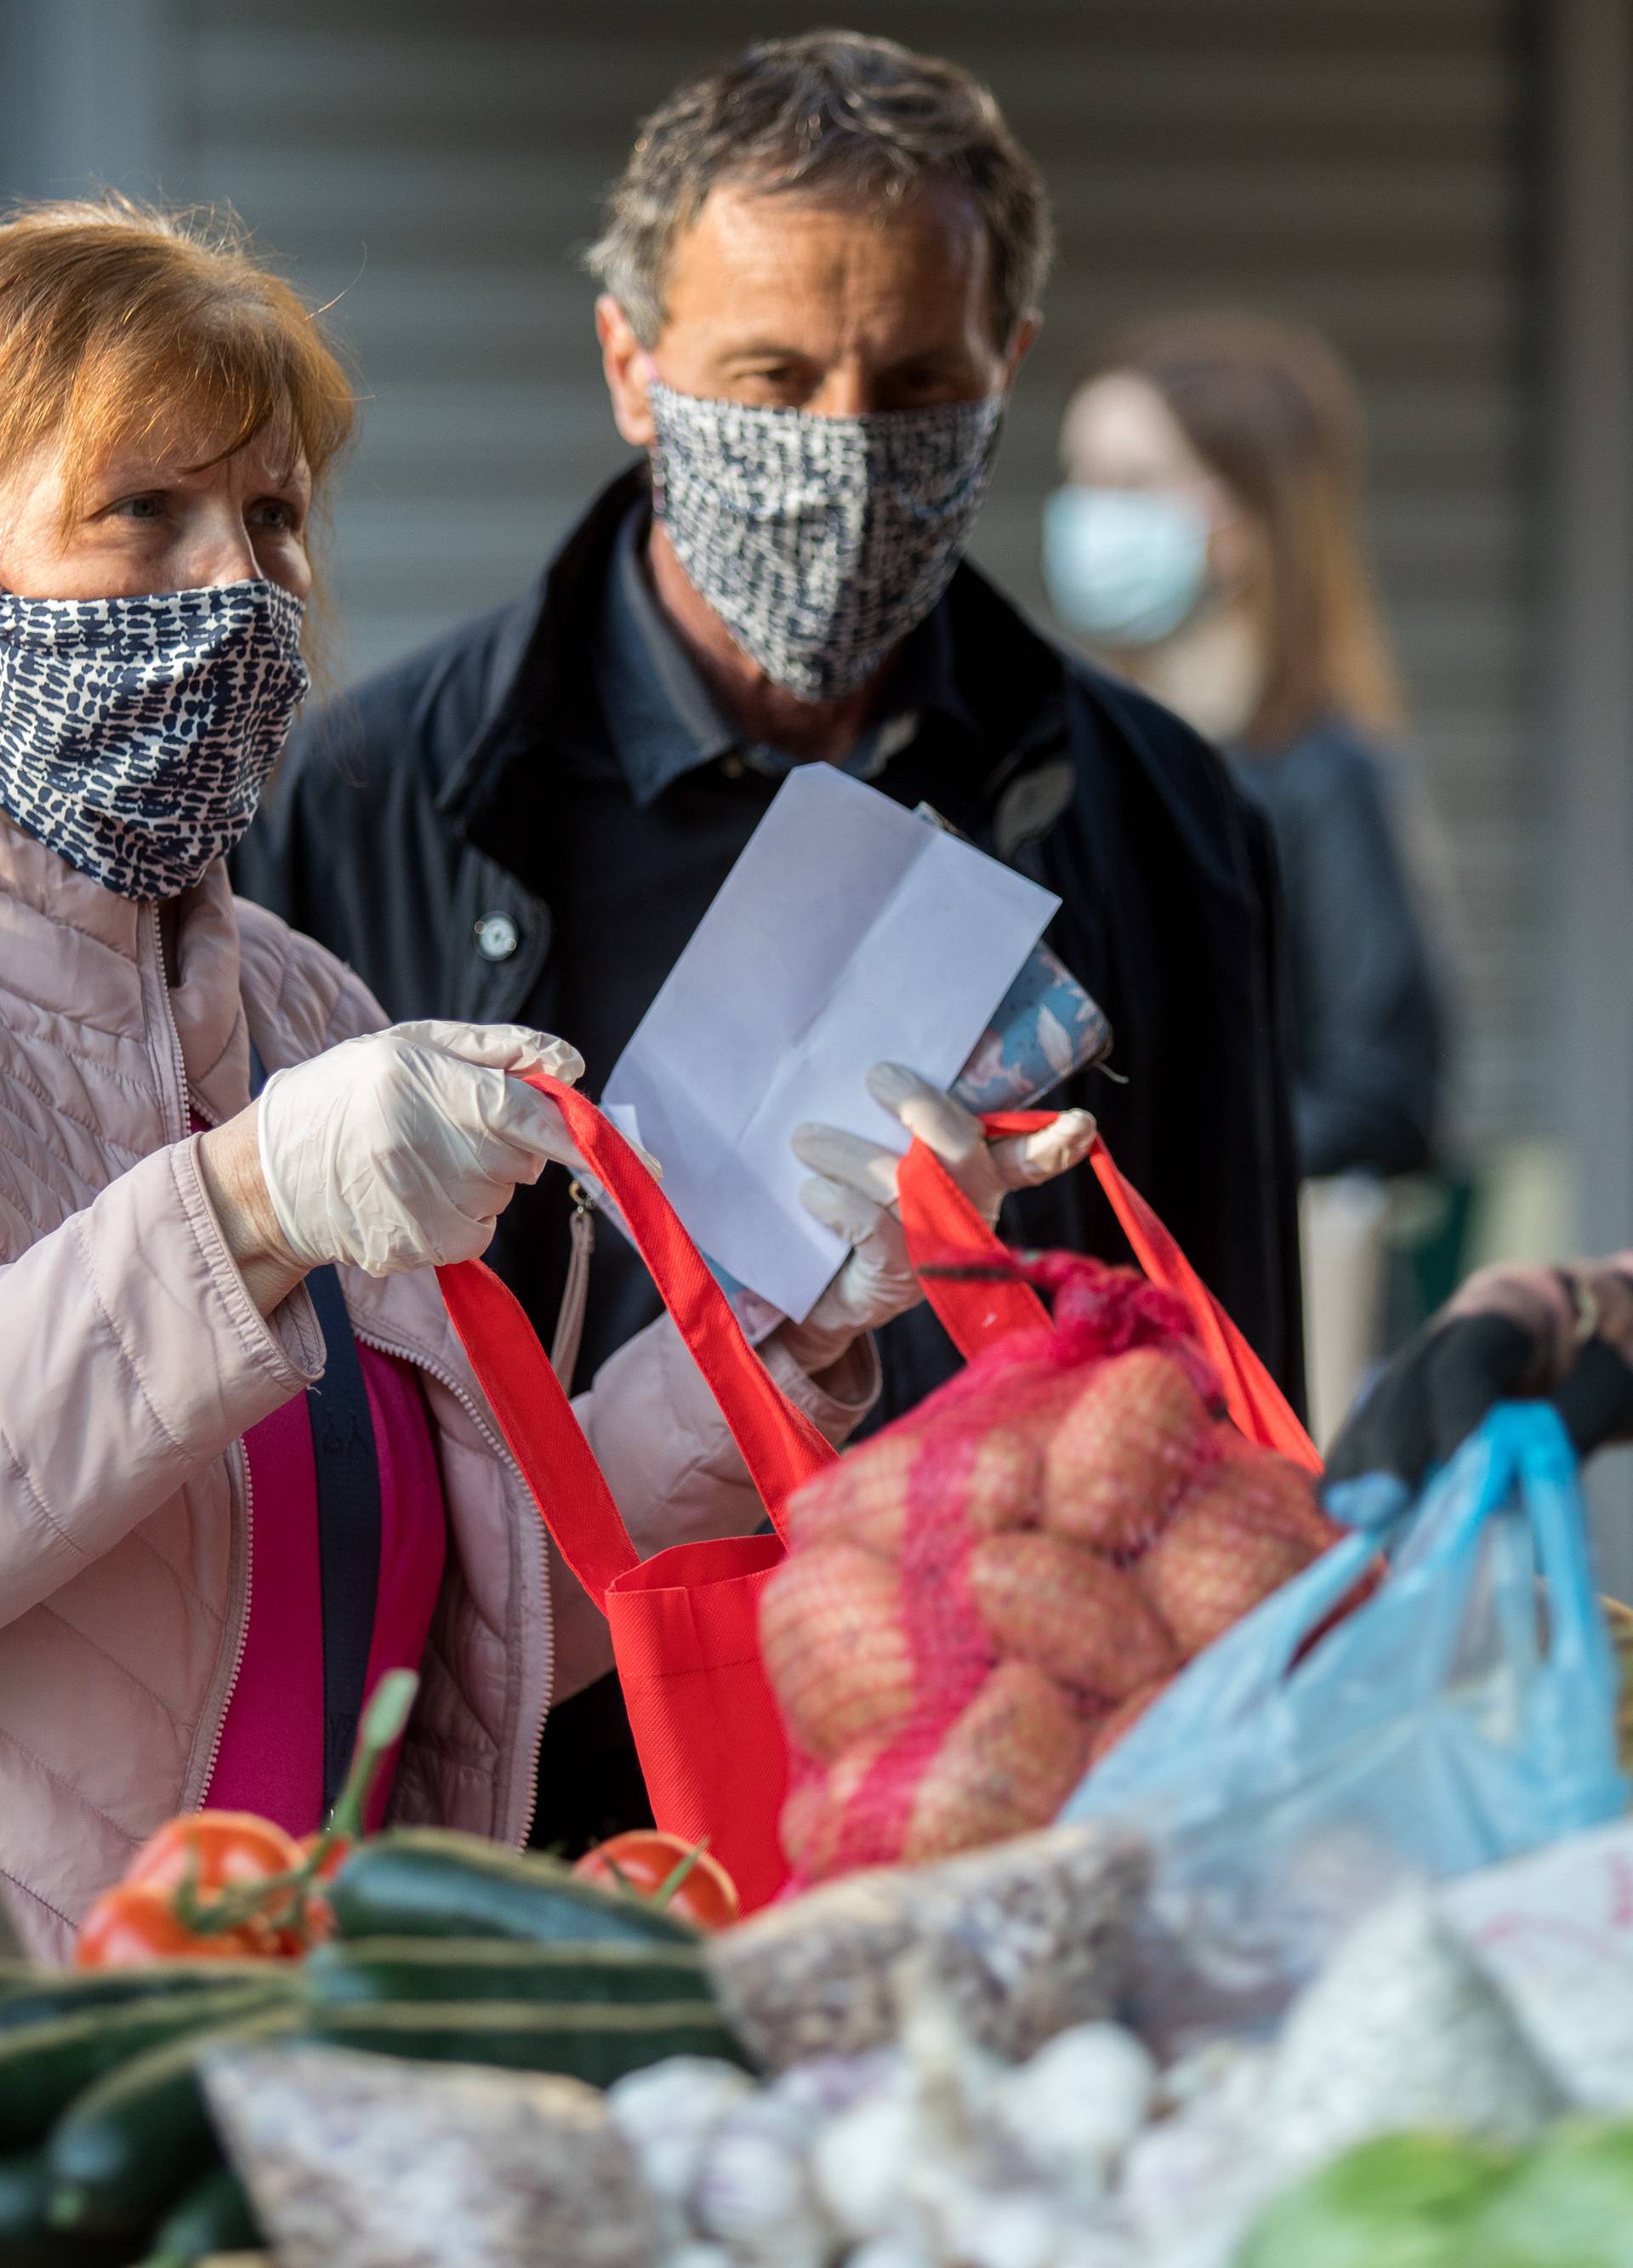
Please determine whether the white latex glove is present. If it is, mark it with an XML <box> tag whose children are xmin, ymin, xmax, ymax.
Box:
<box><xmin>258</xmin><ymin>1019</ymin><xmax>593</xmax><ymax>1277</ymax></box>
<box><xmin>782</xmin><ymin>1062</ymin><xmax>1098</xmax><ymax>1368</ymax></box>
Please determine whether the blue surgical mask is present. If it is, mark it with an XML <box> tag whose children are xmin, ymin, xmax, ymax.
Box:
<box><xmin>1042</xmin><ymin>486</ymin><xmax>1210</xmax><ymax>645</ymax></box>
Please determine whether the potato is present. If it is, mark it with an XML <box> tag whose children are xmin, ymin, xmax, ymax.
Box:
<box><xmin>968</xmin><ymin>1530</ymin><xmax>1177</xmax><ymax>1700</ymax></box>
<box><xmin>903</xmin><ymin>1662</ymin><xmax>1091</xmax><ymax>1864</ymax></box>
<box><xmin>1042</xmin><ymin>1349</ymin><xmax>1211</xmax><ymax>1553</ymax></box>
<box><xmin>1137</xmin><ymin>1475</ymin><xmax>1319</xmax><ymax>1659</ymax></box>
<box><xmin>1207</xmin><ymin>1432</ymin><xmax>1338</xmax><ymax>1552</ymax></box>
<box><xmin>781</xmin><ymin>1433</ymin><xmax>920</xmax><ymax>1559</ymax></box>
<box><xmin>962</xmin><ymin>1425</ymin><xmax>1045</xmax><ymax>1535</ymax></box>
<box><xmin>760</xmin><ymin>1544</ymin><xmax>915</xmax><ymax>1764</ymax></box>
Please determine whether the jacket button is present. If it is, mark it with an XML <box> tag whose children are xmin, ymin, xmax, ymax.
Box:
<box><xmin>474</xmin><ymin>911</ymin><xmax>521</xmax><ymax>961</ymax></box>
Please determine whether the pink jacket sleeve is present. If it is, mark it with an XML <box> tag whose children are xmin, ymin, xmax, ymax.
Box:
<box><xmin>546</xmin><ymin>1318</ymin><xmax>879</xmax><ymax>1700</ymax></box>
<box><xmin>0</xmin><ymin>1137</ymin><xmax>322</xmax><ymax>1629</ymax></box>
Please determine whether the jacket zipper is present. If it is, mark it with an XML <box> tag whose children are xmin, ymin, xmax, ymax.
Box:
<box><xmin>197</xmin><ymin>1444</ymin><xmax>255</xmax><ymax>1803</ymax></box>
<box><xmin>147</xmin><ymin>906</ymin><xmax>255</xmax><ymax>1805</ymax></box>
<box><xmin>352</xmin><ymin>1322</ymin><xmax>555</xmax><ymax>1850</ymax></box>
<box><xmin>147</xmin><ymin>906</ymin><xmax>189</xmax><ymax>1145</ymax></box>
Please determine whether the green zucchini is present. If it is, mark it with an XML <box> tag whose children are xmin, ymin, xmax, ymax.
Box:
<box><xmin>140</xmin><ymin>2162</ymin><xmax>260</xmax><ymax>2266</ymax></box>
<box><xmin>0</xmin><ymin>2151</ymin><xmax>130</xmax><ymax>2265</ymax></box>
<box><xmin>47</xmin><ymin>2005</ymin><xmax>298</xmax><ymax>2238</ymax></box>
<box><xmin>303</xmin><ymin>1995</ymin><xmax>749</xmax><ymax>2088</ymax></box>
<box><xmin>0</xmin><ymin>1982</ymin><xmax>285</xmax><ymax>2150</ymax></box>
<box><xmin>0</xmin><ymin>1962</ymin><xmax>42</xmax><ymax>2000</ymax></box>
<box><xmin>0</xmin><ymin>1960</ymin><xmax>289</xmax><ymax>2039</ymax></box>
<box><xmin>301</xmin><ymin>1933</ymin><xmax>709</xmax><ymax>2009</ymax></box>
<box><xmin>328</xmin><ymin>1829</ymin><xmax>698</xmax><ymax>1950</ymax></box>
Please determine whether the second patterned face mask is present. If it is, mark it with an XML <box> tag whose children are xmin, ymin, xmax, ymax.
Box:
<box><xmin>646</xmin><ymin>379</ymin><xmax>1005</xmax><ymax>704</ymax></box>
<box><xmin>0</xmin><ymin>578</ymin><xmax>309</xmax><ymax>901</ymax></box>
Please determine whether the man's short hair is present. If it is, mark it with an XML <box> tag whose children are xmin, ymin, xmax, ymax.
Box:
<box><xmin>586</xmin><ymin>30</ymin><xmax>1053</xmax><ymax>350</ymax></box>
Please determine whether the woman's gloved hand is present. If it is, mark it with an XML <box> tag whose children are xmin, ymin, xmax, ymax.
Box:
<box><xmin>779</xmin><ymin>1062</ymin><xmax>1097</xmax><ymax>1370</ymax></box>
<box><xmin>1325</xmin><ymin>1258</ymin><xmax>1633</xmax><ymax>1516</ymax></box>
<box><xmin>258</xmin><ymin>1020</ymin><xmax>595</xmax><ymax>1277</ymax></box>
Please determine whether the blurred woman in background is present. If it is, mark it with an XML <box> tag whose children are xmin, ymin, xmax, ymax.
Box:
<box><xmin>1044</xmin><ymin>313</ymin><xmax>1448</xmax><ymax>1436</ymax></box>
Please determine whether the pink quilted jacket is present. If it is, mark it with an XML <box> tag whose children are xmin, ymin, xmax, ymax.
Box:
<box><xmin>0</xmin><ymin>813</ymin><xmax>873</xmax><ymax>1959</ymax></box>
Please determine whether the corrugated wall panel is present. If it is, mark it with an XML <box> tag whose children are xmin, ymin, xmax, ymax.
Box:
<box><xmin>149</xmin><ymin>0</ymin><xmax>1532</xmax><ymax>1146</ymax></box>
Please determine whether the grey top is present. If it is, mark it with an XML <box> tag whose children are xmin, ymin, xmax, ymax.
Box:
<box><xmin>1229</xmin><ymin>716</ymin><xmax>1443</xmax><ymax>1177</ymax></box>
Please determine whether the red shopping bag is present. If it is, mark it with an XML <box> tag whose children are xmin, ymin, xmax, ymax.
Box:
<box><xmin>437</xmin><ymin>1075</ymin><xmax>836</xmax><ymax>1912</ymax></box>
<box><xmin>438</xmin><ymin>1082</ymin><xmax>1316</xmax><ymax>1912</ymax></box>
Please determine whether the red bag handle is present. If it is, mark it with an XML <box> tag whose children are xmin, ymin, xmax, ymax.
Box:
<box><xmin>900</xmin><ymin>1110</ymin><xmax>1320</xmax><ymax>1472</ymax></box>
<box><xmin>436</xmin><ymin>1075</ymin><xmax>837</xmax><ymax>1608</ymax></box>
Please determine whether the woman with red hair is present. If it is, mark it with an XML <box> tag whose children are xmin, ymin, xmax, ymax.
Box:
<box><xmin>0</xmin><ymin>198</ymin><xmax>1084</xmax><ymax>1953</ymax></box>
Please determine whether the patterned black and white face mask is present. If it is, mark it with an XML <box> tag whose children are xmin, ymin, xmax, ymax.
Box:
<box><xmin>0</xmin><ymin>578</ymin><xmax>309</xmax><ymax>901</ymax></box>
<box><xmin>647</xmin><ymin>381</ymin><xmax>1005</xmax><ymax>703</ymax></box>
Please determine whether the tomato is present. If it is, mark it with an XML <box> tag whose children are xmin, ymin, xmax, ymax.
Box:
<box><xmin>125</xmin><ymin>1811</ymin><xmax>304</xmax><ymax>1899</ymax></box>
<box><xmin>572</xmin><ymin>1832</ymin><xmax>741</xmax><ymax>1929</ymax></box>
<box><xmin>75</xmin><ymin>1883</ymin><xmax>275</xmax><ymax>1968</ymax></box>
<box><xmin>101</xmin><ymin>1811</ymin><xmax>310</xmax><ymax>1959</ymax></box>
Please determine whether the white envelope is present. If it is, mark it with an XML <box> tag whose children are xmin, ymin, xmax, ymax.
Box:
<box><xmin>603</xmin><ymin>765</ymin><xmax>1059</xmax><ymax>1321</ymax></box>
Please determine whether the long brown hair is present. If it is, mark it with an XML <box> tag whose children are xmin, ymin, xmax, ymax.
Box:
<box><xmin>1079</xmin><ymin>313</ymin><xmax>1403</xmax><ymax>749</ymax></box>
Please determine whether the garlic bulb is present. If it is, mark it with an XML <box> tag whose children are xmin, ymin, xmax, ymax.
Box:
<box><xmin>1115</xmin><ymin>2049</ymin><xmax>1278</xmax><ymax>2268</ymax></box>
<box><xmin>810</xmin><ymin>2083</ymin><xmax>920</xmax><ymax>2242</ymax></box>
<box><xmin>845</xmin><ymin>2241</ymin><xmax>937</xmax><ymax>2268</ymax></box>
<box><xmin>954</xmin><ymin>2187</ymin><xmax>1078</xmax><ymax>2268</ymax></box>
<box><xmin>691</xmin><ymin>2091</ymin><xmax>832</xmax><ymax>2268</ymax></box>
<box><xmin>606</xmin><ymin>2058</ymin><xmax>756</xmax><ymax>2211</ymax></box>
<box><xmin>994</xmin><ymin>2024</ymin><xmax>1155</xmax><ymax>2195</ymax></box>
<box><xmin>771</xmin><ymin>2049</ymin><xmax>898</xmax><ymax>2123</ymax></box>
<box><xmin>1052</xmin><ymin>2228</ymin><xmax>1144</xmax><ymax>2268</ymax></box>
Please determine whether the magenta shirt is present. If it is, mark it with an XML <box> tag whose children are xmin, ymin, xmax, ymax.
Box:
<box><xmin>207</xmin><ymin>1340</ymin><xmax>447</xmax><ymax>1837</ymax></box>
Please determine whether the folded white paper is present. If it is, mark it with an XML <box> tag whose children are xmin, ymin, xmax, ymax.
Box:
<box><xmin>603</xmin><ymin>765</ymin><xmax>1059</xmax><ymax>1321</ymax></box>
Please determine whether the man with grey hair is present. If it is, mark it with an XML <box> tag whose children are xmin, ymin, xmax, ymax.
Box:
<box><xmin>237</xmin><ymin>31</ymin><xmax>1304</xmax><ymax>1844</ymax></box>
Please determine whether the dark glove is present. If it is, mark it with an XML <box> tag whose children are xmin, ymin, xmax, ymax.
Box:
<box><xmin>1554</xmin><ymin>1332</ymin><xmax>1633</xmax><ymax>1460</ymax></box>
<box><xmin>1324</xmin><ymin>1309</ymin><xmax>1542</xmax><ymax>1490</ymax></box>
<box><xmin>1326</xmin><ymin>1262</ymin><xmax>1633</xmax><ymax>1496</ymax></box>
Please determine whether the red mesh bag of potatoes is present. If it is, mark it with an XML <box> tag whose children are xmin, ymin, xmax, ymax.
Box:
<box><xmin>763</xmin><ymin>1125</ymin><xmax>1331</xmax><ymax>1888</ymax></box>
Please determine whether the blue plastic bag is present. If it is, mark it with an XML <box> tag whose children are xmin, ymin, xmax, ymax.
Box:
<box><xmin>1060</xmin><ymin>1405</ymin><xmax>1629</xmax><ymax>2040</ymax></box>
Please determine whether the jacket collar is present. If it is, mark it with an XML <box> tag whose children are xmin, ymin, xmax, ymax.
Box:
<box><xmin>0</xmin><ymin>811</ymin><xmax>250</xmax><ymax>1125</ymax></box>
<box><xmin>441</xmin><ymin>465</ymin><xmax>1073</xmax><ymax>858</ymax></box>
<box><xmin>595</xmin><ymin>497</ymin><xmax>985</xmax><ymax>807</ymax></box>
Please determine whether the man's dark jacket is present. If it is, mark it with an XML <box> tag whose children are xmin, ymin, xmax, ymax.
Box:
<box><xmin>236</xmin><ymin>468</ymin><xmax>1306</xmax><ymax>1421</ymax></box>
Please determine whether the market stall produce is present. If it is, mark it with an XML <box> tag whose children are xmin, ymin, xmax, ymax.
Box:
<box><xmin>13</xmin><ymin>1250</ymin><xmax>1633</xmax><ymax>2266</ymax></box>
<box><xmin>58</xmin><ymin>1842</ymin><xmax>1620</xmax><ymax>2268</ymax></box>
<box><xmin>10</xmin><ymin>1649</ymin><xmax>1633</xmax><ymax>2265</ymax></box>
